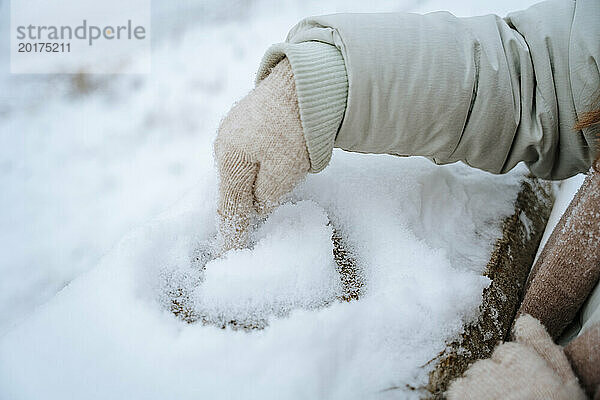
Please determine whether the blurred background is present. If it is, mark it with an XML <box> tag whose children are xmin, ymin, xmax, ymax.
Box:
<box><xmin>0</xmin><ymin>0</ymin><xmax>537</xmax><ymax>333</ymax></box>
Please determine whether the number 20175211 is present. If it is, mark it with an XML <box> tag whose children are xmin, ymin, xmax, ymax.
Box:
<box><xmin>18</xmin><ymin>42</ymin><xmax>71</xmax><ymax>52</ymax></box>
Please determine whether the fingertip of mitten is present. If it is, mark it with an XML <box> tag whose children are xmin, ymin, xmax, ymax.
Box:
<box><xmin>446</xmin><ymin>359</ymin><xmax>497</xmax><ymax>400</ymax></box>
<box><xmin>512</xmin><ymin>314</ymin><xmax>547</xmax><ymax>342</ymax></box>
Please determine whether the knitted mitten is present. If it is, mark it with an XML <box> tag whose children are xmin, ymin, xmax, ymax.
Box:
<box><xmin>447</xmin><ymin>315</ymin><xmax>587</xmax><ymax>400</ymax></box>
<box><xmin>564</xmin><ymin>323</ymin><xmax>600</xmax><ymax>398</ymax></box>
<box><xmin>214</xmin><ymin>58</ymin><xmax>310</xmax><ymax>251</ymax></box>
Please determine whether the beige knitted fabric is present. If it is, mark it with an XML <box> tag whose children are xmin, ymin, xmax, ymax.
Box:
<box><xmin>214</xmin><ymin>58</ymin><xmax>309</xmax><ymax>251</ymax></box>
<box><xmin>447</xmin><ymin>315</ymin><xmax>587</xmax><ymax>400</ymax></box>
<box><xmin>564</xmin><ymin>323</ymin><xmax>600</xmax><ymax>398</ymax></box>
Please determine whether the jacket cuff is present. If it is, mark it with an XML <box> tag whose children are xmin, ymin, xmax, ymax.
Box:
<box><xmin>257</xmin><ymin>42</ymin><xmax>348</xmax><ymax>173</ymax></box>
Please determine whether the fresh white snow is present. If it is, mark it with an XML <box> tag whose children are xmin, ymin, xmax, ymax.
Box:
<box><xmin>1</xmin><ymin>0</ymin><xmax>545</xmax><ymax>398</ymax></box>
<box><xmin>0</xmin><ymin>152</ymin><xmax>528</xmax><ymax>399</ymax></box>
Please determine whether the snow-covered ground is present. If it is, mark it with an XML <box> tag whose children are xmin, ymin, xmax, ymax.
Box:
<box><xmin>1</xmin><ymin>0</ymin><xmax>554</xmax><ymax>398</ymax></box>
<box><xmin>1</xmin><ymin>154</ymin><xmax>529</xmax><ymax>399</ymax></box>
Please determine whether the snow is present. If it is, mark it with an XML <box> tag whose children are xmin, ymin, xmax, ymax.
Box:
<box><xmin>0</xmin><ymin>152</ymin><xmax>527</xmax><ymax>399</ymax></box>
<box><xmin>1</xmin><ymin>0</ymin><xmax>542</xmax><ymax>398</ymax></box>
<box><xmin>519</xmin><ymin>211</ymin><xmax>534</xmax><ymax>240</ymax></box>
<box><xmin>192</xmin><ymin>201</ymin><xmax>341</xmax><ymax>326</ymax></box>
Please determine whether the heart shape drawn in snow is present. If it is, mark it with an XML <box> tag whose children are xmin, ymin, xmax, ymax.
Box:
<box><xmin>163</xmin><ymin>200</ymin><xmax>363</xmax><ymax>330</ymax></box>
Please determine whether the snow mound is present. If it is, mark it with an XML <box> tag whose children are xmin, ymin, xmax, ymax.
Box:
<box><xmin>192</xmin><ymin>201</ymin><xmax>341</xmax><ymax>327</ymax></box>
<box><xmin>0</xmin><ymin>152</ymin><xmax>526</xmax><ymax>400</ymax></box>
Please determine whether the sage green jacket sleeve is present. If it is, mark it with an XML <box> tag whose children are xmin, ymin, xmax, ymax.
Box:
<box><xmin>258</xmin><ymin>0</ymin><xmax>599</xmax><ymax>180</ymax></box>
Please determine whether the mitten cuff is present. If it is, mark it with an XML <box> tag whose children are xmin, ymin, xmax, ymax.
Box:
<box><xmin>257</xmin><ymin>42</ymin><xmax>348</xmax><ymax>173</ymax></box>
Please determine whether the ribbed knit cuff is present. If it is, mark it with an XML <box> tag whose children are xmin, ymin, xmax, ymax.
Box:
<box><xmin>257</xmin><ymin>42</ymin><xmax>348</xmax><ymax>173</ymax></box>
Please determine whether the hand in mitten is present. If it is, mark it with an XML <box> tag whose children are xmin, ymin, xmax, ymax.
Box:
<box><xmin>447</xmin><ymin>314</ymin><xmax>587</xmax><ymax>400</ymax></box>
<box><xmin>214</xmin><ymin>58</ymin><xmax>310</xmax><ymax>251</ymax></box>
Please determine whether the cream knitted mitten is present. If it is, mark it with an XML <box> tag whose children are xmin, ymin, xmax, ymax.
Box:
<box><xmin>214</xmin><ymin>58</ymin><xmax>310</xmax><ymax>251</ymax></box>
<box><xmin>447</xmin><ymin>315</ymin><xmax>587</xmax><ymax>400</ymax></box>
